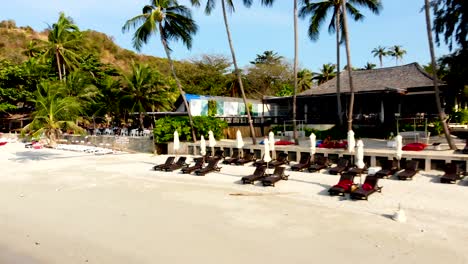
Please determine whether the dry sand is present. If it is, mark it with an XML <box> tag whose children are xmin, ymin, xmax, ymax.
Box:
<box><xmin>1</xmin><ymin>142</ymin><xmax>468</xmax><ymax>264</ymax></box>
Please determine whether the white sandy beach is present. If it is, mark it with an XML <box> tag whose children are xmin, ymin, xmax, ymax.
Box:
<box><xmin>1</xmin><ymin>142</ymin><xmax>468</xmax><ymax>263</ymax></box>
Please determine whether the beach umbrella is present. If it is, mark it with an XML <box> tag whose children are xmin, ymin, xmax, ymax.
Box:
<box><xmin>356</xmin><ymin>140</ymin><xmax>365</xmax><ymax>185</ymax></box>
<box><xmin>269</xmin><ymin>131</ymin><xmax>275</xmax><ymax>159</ymax></box>
<box><xmin>208</xmin><ymin>130</ymin><xmax>216</xmax><ymax>156</ymax></box>
<box><xmin>263</xmin><ymin>138</ymin><xmax>272</xmax><ymax>173</ymax></box>
<box><xmin>396</xmin><ymin>134</ymin><xmax>403</xmax><ymax>161</ymax></box>
<box><xmin>347</xmin><ymin>130</ymin><xmax>356</xmax><ymax>153</ymax></box>
<box><xmin>200</xmin><ymin>135</ymin><xmax>206</xmax><ymax>156</ymax></box>
<box><xmin>236</xmin><ymin>130</ymin><xmax>244</xmax><ymax>154</ymax></box>
<box><xmin>173</xmin><ymin>130</ymin><xmax>180</xmax><ymax>154</ymax></box>
<box><xmin>309</xmin><ymin>133</ymin><xmax>316</xmax><ymax>160</ymax></box>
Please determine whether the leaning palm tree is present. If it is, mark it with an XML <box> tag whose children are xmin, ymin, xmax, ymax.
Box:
<box><xmin>190</xmin><ymin>0</ymin><xmax>274</xmax><ymax>145</ymax></box>
<box><xmin>371</xmin><ymin>46</ymin><xmax>388</xmax><ymax>67</ymax></box>
<box><xmin>123</xmin><ymin>0</ymin><xmax>198</xmax><ymax>142</ymax></box>
<box><xmin>22</xmin><ymin>81</ymin><xmax>84</xmax><ymax>147</ymax></box>
<box><xmin>312</xmin><ymin>63</ymin><xmax>337</xmax><ymax>85</ymax></box>
<box><xmin>424</xmin><ymin>0</ymin><xmax>456</xmax><ymax>149</ymax></box>
<box><xmin>388</xmin><ymin>45</ymin><xmax>407</xmax><ymax>65</ymax></box>
<box><xmin>300</xmin><ymin>0</ymin><xmax>382</xmax><ymax>126</ymax></box>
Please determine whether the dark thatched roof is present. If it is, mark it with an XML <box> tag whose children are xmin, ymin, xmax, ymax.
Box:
<box><xmin>299</xmin><ymin>62</ymin><xmax>444</xmax><ymax>96</ymax></box>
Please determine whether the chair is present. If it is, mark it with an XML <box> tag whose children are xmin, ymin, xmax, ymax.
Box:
<box><xmin>290</xmin><ymin>153</ymin><xmax>311</xmax><ymax>171</ymax></box>
<box><xmin>440</xmin><ymin>163</ymin><xmax>464</xmax><ymax>184</ymax></box>
<box><xmin>308</xmin><ymin>156</ymin><xmax>330</xmax><ymax>172</ymax></box>
<box><xmin>328</xmin><ymin>158</ymin><xmax>350</xmax><ymax>175</ymax></box>
<box><xmin>223</xmin><ymin>149</ymin><xmax>241</xmax><ymax>164</ymax></box>
<box><xmin>241</xmin><ymin>165</ymin><xmax>267</xmax><ymax>184</ymax></box>
<box><xmin>375</xmin><ymin>159</ymin><xmax>399</xmax><ymax>179</ymax></box>
<box><xmin>235</xmin><ymin>151</ymin><xmax>256</xmax><ymax>165</ymax></box>
<box><xmin>253</xmin><ymin>152</ymin><xmax>272</xmax><ymax>167</ymax></box>
<box><xmin>397</xmin><ymin>160</ymin><xmax>419</xmax><ymax>180</ymax></box>
<box><xmin>346</xmin><ymin>165</ymin><xmax>368</xmax><ymax>176</ymax></box>
<box><xmin>261</xmin><ymin>167</ymin><xmax>288</xmax><ymax>187</ymax></box>
<box><xmin>208</xmin><ymin>150</ymin><xmax>224</xmax><ymax>161</ymax></box>
<box><xmin>181</xmin><ymin>157</ymin><xmax>205</xmax><ymax>174</ymax></box>
<box><xmin>194</xmin><ymin>158</ymin><xmax>222</xmax><ymax>176</ymax></box>
<box><xmin>328</xmin><ymin>173</ymin><xmax>357</xmax><ymax>196</ymax></box>
<box><xmin>153</xmin><ymin>156</ymin><xmax>175</xmax><ymax>171</ymax></box>
<box><xmin>163</xmin><ymin>157</ymin><xmax>189</xmax><ymax>171</ymax></box>
<box><xmin>350</xmin><ymin>175</ymin><xmax>382</xmax><ymax>200</ymax></box>
<box><xmin>269</xmin><ymin>152</ymin><xmax>289</xmax><ymax>168</ymax></box>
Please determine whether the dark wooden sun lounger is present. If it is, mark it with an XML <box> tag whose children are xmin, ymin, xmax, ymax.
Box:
<box><xmin>440</xmin><ymin>163</ymin><xmax>464</xmax><ymax>184</ymax></box>
<box><xmin>397</xmin><ymin>160</ymin><xmax>419</xmax><ymax>180</ymax></box>
<box><xmin>235</xmin><ymin>151</ymin><xmax>256</xmax><ymax>165</ymax></box>
<box><xmin>346</xmin><ymin>166</ymin><xmax>367</xmax><ymax>176</ymax></box>
<box><xmin>241</xmin><ymin>165</ymin><xmax>267</xmax><ymax>184</ymax></box>
<box><xmin>163</xmin><ymin>157</ymin><xmax>189</xmax><ymax>171</ymax></box>
<box><xmin>269</xmin><ymin>152</ymin><xmax>289</xmax><ymax>168</ymax></box>
<box><xmin>262</xmin><ymin>167</ymin><xmax>288</xmax><ymax>187</ymax></box>
<box><xmin>375</xmin><ymin>159</ymin><xmax>399</xmax><ymax>179</ymax></box>
<box><xmin>253</xmin><ymin>152</ymin><xmax>272</xmax><ymax>167</ymax></box>
<box><xmin>181</xmin><ymin>157</ymin><xmax>205</xmax><ymax>174</ymax></box>
<box><xmin>153</xmin><ymin>156</ymin><xmax>175</xmax><ymax>171</ymax></box>
<box><xmin>291</xmin><ymin>153</ymin><xmax>311</xmax><ymax>171</ymax></box>
<box><xmin>329</xmin><ymin>158</ymin><xmax>350</xmax><ymax>175</ymax></box>
<box><xmin>308</xmin><ymin>156</ymin><xmax>330</xmax><ymax>172</ymax></box>
<box><xmin>194</xmin><ymin>158</ymin><xmax>222</xmax><ymax>176</ymax></box>
<box><xmin>223</xmin><ymin>149</ymin><xmax>241</xmax><ymax>164</ymax></box>
<box><xmin>350</xmin><ymin>175</ymin><xmax>382</xmax><ymax>200</ymax></box>
<box><xmin>328</xmin><ymin>173</ymin><xmax>357</xmax><ymax>196</ymax></box>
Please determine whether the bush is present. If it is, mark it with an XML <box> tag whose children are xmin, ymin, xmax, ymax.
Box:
<box><xmin>153</xmin><ymin>116</ymin><xmax>228</xmax><ymax>143</ymax></box>
<box><xmin>451</xmin><ymin>109</ymin><xmax>468</xmax><ymax>124</ymax></box>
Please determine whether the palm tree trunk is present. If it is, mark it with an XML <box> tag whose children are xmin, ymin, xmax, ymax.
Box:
<box><xmin>55</xmin><ymin>47</ymin><xmax>63</xmax><ymax>81</ymax></box>
<box><xmin>159</xmin><ymin>25</ymin><xmax>197</xmax><ymax>143</ymax></box>
<box><xmin>379</xmin><ymin>55</ymin><xmax>383</xmax><ymax>68</ymax></box>
<box><xmin>221</xmin><ymin>0</ymin><xmax>257</xmax><ymax>145</ymax></box>
<box><xmin>335</xmin><ymin>7</ymin><xmax>343</xmax><ymax>126</ymax></box>
<box><xmin>292</xmin><ymin>0</ymin><xmax>299</xmax><ymax>144</ymax></box>
<box><xmin>424</xmin><ymin>0</ymin><xmax>456</xmax><ymax>150</ymax></box>
<box><xmin>341</xmin><ymin>0</ymin><xmax>355</xmax><ymax>132</ymax></box>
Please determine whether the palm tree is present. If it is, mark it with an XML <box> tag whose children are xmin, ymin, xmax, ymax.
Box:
<box><xmin>371</xmin><ymin>46</ymin><xmax>387</xmax><ymax>67</ymax></box>
<box><xmin>22</xmin><ymin>81</ymin><xmax>84</xmax><ymax>146</ymax></box>
<box><xmin>250</xmin><ymin>50</ymin><xmax>283</xmax><ymax>65</ymax></box>
<box><xmin>300</xmin><ymin>0</ymin><xmax>382</xmax><ymax>126</ymax></box>
<box><xmin>388</xmin><ymin>45</ymin><xmax>407</xmax><ymax>65</ymax></box>
<box><xmin>121</xmin><ymin>63</ymin><xmax>175</xmax><ymax>129</ymax></box>
<box><xmin>37</xmin><ymin>12</ymin><xmax>82</xmax><ymax>81</ymax></box>
<box><xmin>424</xmin><ymin>0</ymin><xmax>456</xmax><ymax>150</ymax></box>
<box><xmin>363</xmin><ymin>62</ymin><xmax>377</xmax><ymax>70</ymax></box>
<box><xmin>293</xmin><ymin>0</ymin><xmax>299</xmax><ymax>144</ymax></box>
<box><xmin>312</xmin><ymin>63</ymin><xmax>337</xmax><ymax>85</ymax></box>
<box><xmin>297</xmin><ymin>69</ymin><xmax>313</xmax><ymax>93</ymax></box>
<box><xmin>123</xmin><ymin>0</ymin><xmax>198</xmax><ymax>142</ymax></box>
<box><xmin>190</xmin><ymin>0</ymin><xmax>275</xmax><ymax>145</ymax></box>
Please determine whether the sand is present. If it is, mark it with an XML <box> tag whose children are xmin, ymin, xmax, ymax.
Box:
<box><xmin>1</xmin><ymin>142</ymin><xmax>468</xmax><ymax>264</ymax></box>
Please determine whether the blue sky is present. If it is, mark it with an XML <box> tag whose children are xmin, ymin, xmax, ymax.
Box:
<box><xmin>0</xmin><ymin>0</ymin><xmax>451</xmax><ymax>72</ymax></box>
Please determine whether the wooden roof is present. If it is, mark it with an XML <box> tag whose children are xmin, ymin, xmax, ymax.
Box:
<box><xmin>299</xmin><ymin>63</ymin><xmax>444</xmax><ymax>96</ymax></box>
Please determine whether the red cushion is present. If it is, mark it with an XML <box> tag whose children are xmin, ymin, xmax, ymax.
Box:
<box><xmin>275</xmin><ymin>140</ymin><xmax>295</xmax><ymax>145</ymax></box>
<box><xmin>402</xmin><ymin>143</ymin><xmax>427</xmax><ymax>151</ymax></box>
<box><xmin>362</xmin><ymin>183</ymin><xmax>373</xmax><ymax>191</ymax></box>
<box><xmin>0</xmin><ymin>142</ymin><xmax>7</xmax><ymax>146</ymax></box>
<box><xmin>335</xmin><ymin>179</ymin><xmax>353</xmax><ymax>190</ymax></box>
<box><xmin>319</xmin><ymin>140</ymin><xmax>348</xmax><ymax>149</ymax></box>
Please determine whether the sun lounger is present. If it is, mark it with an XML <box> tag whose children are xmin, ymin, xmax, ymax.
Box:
<box><xmin>346</xmin><ymin>165</ymin><xmax>367</xmax><ymax>176</ymax></box>
<box><xmin>207</xmin><ymin>150</ymin><xmax>224</xmax><ymax>161</ymax></box>
<box><xmin>153</xmin><ymin>156</ymin><xmax>175</xmax><ymax>171</ymax></box>
<box><xmin>440</xmin><ymin>163</ymin><xmax>464</xmax><ymax>184</ymax></box>
<box><xmin>269</xmin><ymin>152</ymin><xmax>289</xmax><ymax>168</ymax></box>
<box><xmin>329</xmin><ymin>158</ymin><xmax>350</xmax><ymax>175</ymax></box>
<box><xmin>261</xmin><ymin>167</ymin><xmax>288</xmax><ymax>187</ymax></box>
<box><xmin>291</xmin><ymin>153</ymin><xmax>311</xmax><ymax>171</ymax></box>
<box><xmin>253</xmin><ymin>152</ymin><xmax>272</xmax><ymax>167</ymax></box>
<box><xmin>241</xmin><ymin>165</ymin><xmax>267</xmax><ymax>184</ymax></box>
<box><xmin>397</xmin><ymin>160</ymin><xmax>419</xmax><ymax>180</ymax></box>
<box><xmin>375</xmin><ymin>159</ymin><xmax>399</xmax><ymax>179</ymax></box>
<box><xmin>194</xmin><ymin>158</ymin><xmax>222</xmax><ymax>176</ymax></box>
<box><xmin>235</xmin><ymin>151</ymin><xmax>256</xmax><ymax>165</ymax></box>
<box><xmin>163</xmin><ymin>156</ymin><xmax>189</xmax><ymax>171</ymax></box>
<box><xmin>223</xmin><ymin>149</ymin><xmax>241</xmax><ymax>164</ymax></box>
<box><xmin>181</xmin><ymin>157</ymin><xmax>205</xmax><ymax>174</ymax></box>
<box><xmin>350</xmin><ymin>175</ymin><xmax>382</xmax><ymax>200</ymax></box>
<box><xmin>328</xmin><ymin>173</ymin><xmax>357</xmax><ymax>196</ymax></box>
<box><xmin>308</xmin><ymin>156</ymin><xmax>330</xmax><ymax>172</ymax></box>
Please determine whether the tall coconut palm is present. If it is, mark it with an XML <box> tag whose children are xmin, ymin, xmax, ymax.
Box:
<box><xmin>190</xmin><ymin>0</ymin><xmax>274</xmax><ymax>145</ymax></box>
<box><xmin>363</xmin><ymin>62</ymin><xmax>377</xmax><ymax>70</ymax></box>
<box><xmin>388</xmin><ymin>45</ymin><xmax>407</xmax><ymax>65</ymax></box>
<box><xmin>371</xmin><ymin>46</ymin><xmax>388</xmax><ymax>67</ymax></box>
<box><xmin>297</xmin><ymin>69</ymin><xmax>313</xmax><ymax>93</ymax></box>
<box><xmin>292</xmin><ymin>0</ymin><xmax>299</xmax><ymax>144</ymax></box>
<box><xmin>300</xmin><ymin>0</ymin><xmax>382</xmax><ymax>126</ymax></box>
<box><xmin>312</xmin><ymin>63</ymin><xmax>337</xmax><ymax>85</ymax></box>
<box><xmin>123</xmin><ymin>0</ymin><xmax>198</xmax><ymax>142</ymax></box>
<box><xmin>22</xmin><ymin>81</ymin><xmax>84</xmax><ymax>146</ymax></box>
<box><xmin>424</xmin><ymin>0</ymin><xmax>456</xmax><ymax>149</ymax></box>
<box><xmin>37</xmin><ymin>12</ymin><xmax>82</xmax><ymax>81</ymax></box>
